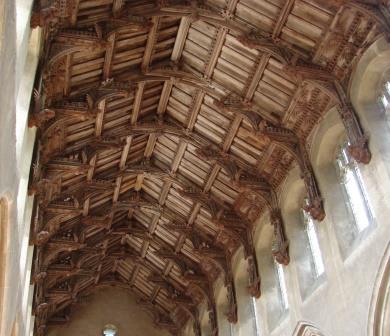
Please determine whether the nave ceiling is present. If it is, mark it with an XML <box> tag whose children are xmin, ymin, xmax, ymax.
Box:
<box><xmin>28</xmin><ymin>0</ymin><xmax>390</xmax><ymax>335</ymax></box>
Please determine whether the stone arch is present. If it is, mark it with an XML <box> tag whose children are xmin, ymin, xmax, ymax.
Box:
<box><xmin>368</xmin><ymin>241</ymin><xmax>390</xmax><ymax>336</ymax></box>
<box><xmin>348</xmin><ymin>36</ymin><xmax>390</xmax><ymax>180</ymax></box>
<box><xmin>292</xmin><ymin>321</ymin><xmax>324</xmax><ymax>336</ymax></box>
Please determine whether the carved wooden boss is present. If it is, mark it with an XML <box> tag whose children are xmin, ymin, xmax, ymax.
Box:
<box><xmin>29</xmin><ymin>0</ymin><xmax>388</xmax><ymax>335</ymax></box>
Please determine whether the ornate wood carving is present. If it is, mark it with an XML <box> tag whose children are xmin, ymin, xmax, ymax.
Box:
<box><xmin>29</xmin><ymin>0</ymin><xmax>385</xmax><ymax>333</ymax></box>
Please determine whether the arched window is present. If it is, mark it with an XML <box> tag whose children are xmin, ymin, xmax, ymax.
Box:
<box><xmin>302</xmin><ymin>203</ymin><xmax>325</xmax><ymax>278</ymax></box>
<box><xmin>336</xmin><ymin>143</ymin><xmax>373</xmax><ymax>234</ymax></box>
<box><xmin>380</xmin><ymin>80</ymin><xmax>390</xmax><ymax>112</ymax></box>
<box><xmin>274</xmin><ymin>260</ymin><xmax>289</xmax><ymax>311</ymax></box>
<box><xmin>103</xmin><ymin>324</ymin><xmax>118</xmax><ymax>336</ymax></box>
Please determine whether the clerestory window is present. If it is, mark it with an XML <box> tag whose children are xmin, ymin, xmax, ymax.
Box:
<box><xmin>250</xmin><ymin>296</ymin><xmax>261</xmax><ymax>335</ymax></box>
<box><xmin>275</xmin><ymin>261</ymin><xmax>289</xmax><ymax>311</ymax></box>
<box><xmin>336</xmin><ymin>145</ymin><xmax>373</xmax><ymax>234</ymax></box>
<box><xmin>302</xmin><ymin>204</ymin><xmax>325</xmax><ymax>277</ymax></box>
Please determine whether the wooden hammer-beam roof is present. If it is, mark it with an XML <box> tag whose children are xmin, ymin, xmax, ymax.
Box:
<box><xmin>29</xmin><ymin>0</ymin><xmax>388</xmax><ymax>335</ymax></box>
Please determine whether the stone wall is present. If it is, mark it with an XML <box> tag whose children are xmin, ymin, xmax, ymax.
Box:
<box><xmin>0</xmin><ymin>1</ymin><xmax>40</xmax><ymax>335</ymax></box>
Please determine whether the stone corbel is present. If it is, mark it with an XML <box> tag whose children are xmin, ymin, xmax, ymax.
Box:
<box><xmin>86</xmin><ymin>82</ymin><xmax>132</xmax><ymax>109</ymax></box>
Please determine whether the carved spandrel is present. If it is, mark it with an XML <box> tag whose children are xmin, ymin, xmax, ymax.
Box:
<box><xmin>234</xmin><ymin>191</ymin><xmax>265</xmax><ymax>223</ymax></box>
<box><xmin>42</xmin><ymin>241</ymin><xmax>86</xmax><ymax>269</ymax></box>
<box><xmin>31</xmin><ymin>0</ymin><xmax>78</xmax><ymax>29</ymax></box>
<box><xmin>177</xmin><ymin>187</ymin><xmax>226</xmax><ymax>218</ymax></box>
<box><xmin>195</xmin><ymin>145</ymin><xmax>240</xmax><ymax>180</ymax></box>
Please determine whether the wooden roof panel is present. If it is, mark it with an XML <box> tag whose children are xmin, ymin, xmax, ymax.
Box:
<box><xmin>30</xmin><ymin>0</ymin><xmax>387</xmax><ymax>334</ymax></box>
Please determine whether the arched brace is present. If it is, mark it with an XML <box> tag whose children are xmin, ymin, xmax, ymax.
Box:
<box><xmin>55</xmin><ymin>28</ymin><xmax>108</xmax><ymax>50</ymax></box>
<box><xmin>41</xmin><ymin>241</ymin><xmax>86</xmax><ymax>269</ymax></box>
<box><xmin>274</xmin><ymin>141</ymin><xmax>325</xmax><ymax>221</ymax></box>
<box><xmin>283</xmin><ymin>53</ymin><xmax>373</xmax><ymax>165</ymax></box>
<box><xmin>103</xmin><ymin>17</ymin><xmax>153</xmax><ymax>39</ymax></box>
<box><xmin>45</xmin><ymin>267</ymin><xmax>97</xmax><ymax>290</ymax></box>
<box><xmin>178</xmin><ymin>305</ymin><xmax>202</xmax><ymax>336</ymax></box>
<box><xmin>39</xmin><ymin>117</ymin><xmax>76</xmax><ymax>163</ymax></box>
<box><xmin>214</xmin><ymin>91</ymin><xmax>326</xmax><ymax>221</ymax></box>
<box><xmin>85</xmin><ymin>83</ymin><xmax>132</xmax><ymax>109</ymax></box>
<box><xmin>46</xmin><ymin>43</ymin><xmax>89</xmax><ymax>71</ymax></box>
<box><xmin>34</xmin><ymin>212</ymin><xmax>81</xmax><ymax>246</ymax></box>
<box><xmin>117</xmin><ymin>71</ymin><xmax>223</xmax><ymax>99</ymax></box>
<box><xmin>195</xmin><ymin>246</ymin><xmax>238</xmax><ymax>324</ymax></box>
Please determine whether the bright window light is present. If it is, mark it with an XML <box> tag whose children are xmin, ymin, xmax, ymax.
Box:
<box><xmin>304</xmin><ymin>211</ymin><xmax>325</xmax><ymax>277</ymax></box>
<box><xmin>103</xmin><ymin>325</ymin><xmax>117</xmax><ymax>336</ymax></box>
<box><xmin>382</xmin><ymin>94</ymin><xmax>389</xmax><ymax>108</ymax></box>
<box><xmin>251</xmin><ymin>296</ymin><xmax>261</xmax><ymax>335</ymax></box>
